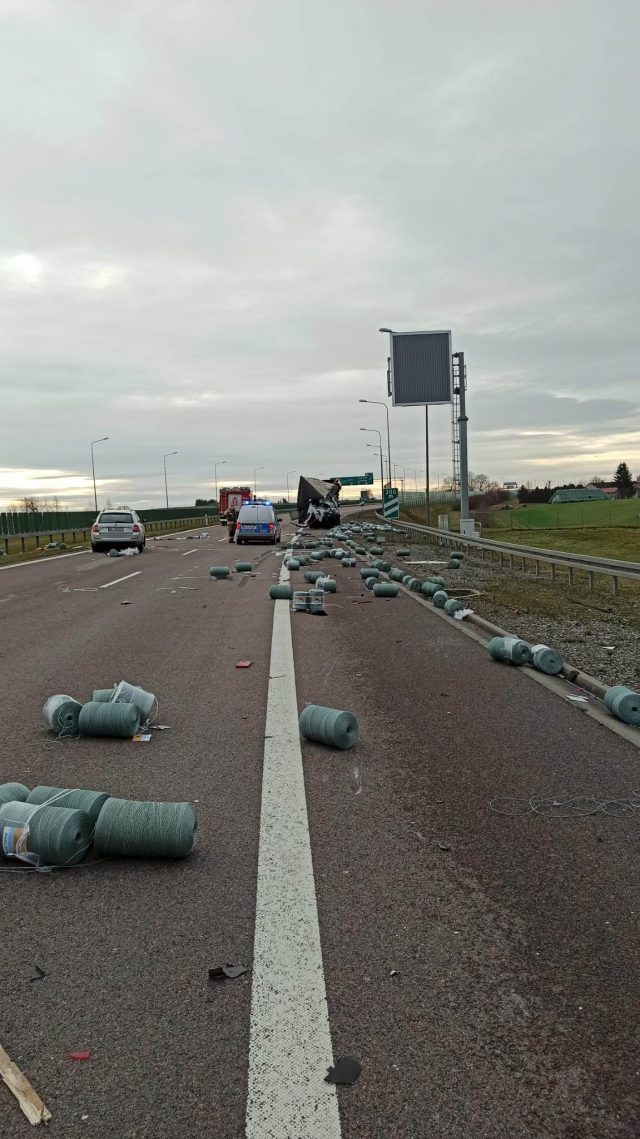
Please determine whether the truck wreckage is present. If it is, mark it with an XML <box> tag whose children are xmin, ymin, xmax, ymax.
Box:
<box><xmin>297</xmin><ymin>476</ymin><xmax>341</xmax><ymax>528</ymax></box>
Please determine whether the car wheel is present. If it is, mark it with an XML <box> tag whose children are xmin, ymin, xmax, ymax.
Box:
<box><xmin>91</xmin><ymin>545</ymin><xmax>101</xmax><ymax>553</ymax></box>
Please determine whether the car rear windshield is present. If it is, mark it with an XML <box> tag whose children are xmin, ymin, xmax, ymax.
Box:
<box><xmin>99</xmin><ymin>512</ymin><xmax>134</xmax><ymax>523</ymax></box>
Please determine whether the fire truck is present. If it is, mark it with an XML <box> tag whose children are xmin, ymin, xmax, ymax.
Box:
<box><xmin>218</xmin><ymin>487</ymin><xmax>251</xmax><ymax>524</ymax></box>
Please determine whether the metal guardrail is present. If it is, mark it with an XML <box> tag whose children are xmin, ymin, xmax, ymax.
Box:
<box><xmin>382</xmin><ymin>516</ymin><xmax>640</xmax><ymax>596</ymax></box>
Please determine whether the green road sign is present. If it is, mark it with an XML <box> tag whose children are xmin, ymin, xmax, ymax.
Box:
<box><xmin>328</xmin><ymin>473</ymin><xmax>374</xmax><ymax>486</ymax></box>
<box><xmin>383</xmin><ymin>487</ymin><xmax>399</xmax><ymax>519</ymax></box>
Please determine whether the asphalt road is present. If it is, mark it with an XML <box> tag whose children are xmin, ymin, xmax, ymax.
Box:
<box><xmin>1</xmin><ymin>523</ymin><xmax>639</xmax><ymax>1138</ymax></box>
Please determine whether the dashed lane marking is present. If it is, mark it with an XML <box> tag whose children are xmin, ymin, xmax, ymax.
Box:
<box><xmin>99</xmin><ymin>571</ymin><xmax>142</xmax><ymax>589</ymax></box>
<box><xmin>245</xmin><ymin>556</ymin><xmax>341</xmax><ymax>1138</ymax></box>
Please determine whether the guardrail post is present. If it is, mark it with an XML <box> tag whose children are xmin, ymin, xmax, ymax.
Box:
<box><xmin>20</xmin><ymin>536</ymin><xmax>25</xmax><ymax>553</ymax></box>
<box><xmin>3</xmin><ymin>539</ymin><xmax>8</xmax><ymax>556</ymax></box>
<box><xmin>551</xmin><ymin>563</ymin><xmax>556</xmax><ymax>582</ymax></box>
<box><xmin>612</xmin><ymin>576</ymin><xmax>619</xmax><ymax>597</ymax></box>
<box><xmin>534</xmin><ymin>560</ymin><xmax>540</xmax><ymax>576</ymax></box>
<box><xmin>568</xmin><ymin>567</ymin><xmax>574</xmax><ymax>586</ymax></box>
<box><xmin>587</xmin><ymin>571</ymin><xmax>594</xmax><ymax>591</ymax></box>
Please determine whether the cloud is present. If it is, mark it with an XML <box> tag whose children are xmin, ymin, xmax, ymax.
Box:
<box><xmin>0</xmin><ymin>0</ymin><xmax>639</xmax><ymax>506</ymax></box>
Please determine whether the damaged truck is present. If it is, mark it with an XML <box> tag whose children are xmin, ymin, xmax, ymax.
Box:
<box><xmin>297</xmin><ymin>476</ymin><xmax>341</xmax><ymax>529</ymax></box>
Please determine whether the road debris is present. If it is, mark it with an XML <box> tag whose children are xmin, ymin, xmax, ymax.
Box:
<box><xmin>68</xmin><ymin>1051</ymin><xmax>92</xmax><ymax>1061</ymax></box>
<box><xmin>236</xmin><ymin>661</ymin><xmax>253</xmax><ymax>669</ymax></box>
<box><xmin>325</xmin><ymin>1057</ymin><xmax>362</xmax><ymax>1086</ymax></box>
<box><xmin>28</xmin><ymin>965</ymin><xmax>47</xmax><ymax>982</ymax></box>
<box><xmin>0</xmin><ymin>1040</ymin><xmax>52</xmax><ymax>1124</ymax></box>
<box><xmin>208</xmin><ymin>964</ymin><xmax>250</xmax><ymax>981</ymax></box>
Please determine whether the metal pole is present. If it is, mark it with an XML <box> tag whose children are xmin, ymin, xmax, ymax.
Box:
<box><xmin>214</xmin><ymin>460</ymin><xmax>226</xmax><ymax>506</ymax></box>
<box><xmin>425</xmin><ymin>405</ymin><xmax>430</xmax><ymax>526</ymax></box>
<box><xmin>91</xmin><ymin>445</ymin><xmax>97</xmax><ymax>513</ymax></box>
<box><xmin>163</xmin><ymin>455</ymin><xmax>169</xmax><ymax>509</ymax></box>
<box><xmin>384</xmin><ymin>403</ymin><xmax>392</xmax><ymax>490</ymax></box>
<box><xmin>455</xmin><ymin>352</ymin><xmax>470</xmax><ymax>521</ymax></box>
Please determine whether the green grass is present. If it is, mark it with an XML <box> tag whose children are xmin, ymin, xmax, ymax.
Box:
<box><xmin>481</xmin><ymin>526</ymin><xmax>640</xmax><ymax>562</ymax></box>
<box><xmin>489</xmin><ymin>498</ymin><xmax>640</xmax><ymax>530</ymax></box>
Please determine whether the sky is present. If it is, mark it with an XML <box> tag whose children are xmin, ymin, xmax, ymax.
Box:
<box><xmin>1</xmin><ymin>0</ymin><xmax>639</xmax><ymax>509</ymax></box>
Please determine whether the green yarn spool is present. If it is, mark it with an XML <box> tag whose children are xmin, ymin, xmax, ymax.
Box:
<box><xmin>0</xmin><ymin>801</ymin><xmax>92</xmax><ymax>866</ymax></box>
<box><xmin>26</xmin><ymin>786</ymin><xmax>110</xmax><ymax>826</ymax></box>
<box><xmin>409</xmin><ymin>578</ymin><xmax>423</xmax><ymax>592</ymax></box>
<box><xmin>42</xmin><ymin>695</ymin><xmax>83</xmax><ymax>737</ymax></box>
<box><xmin>429</xmin><ymin>576</ymin><xmax>446</xmax><ymax>587</ymax></box>
<box><xmin>285</xmin><ymin>558</ymin><xmax>300</xmax><ymax>570</ymax></box>
<box><xmin>397</xmin><ymin>547</ymin><xmax>411</xmax><ymax>556</ymax></box>
<box><xmin>444</xmin><ymin>598</ymin><xmax>464</xmax><ymax>615</ymax></box>
<box><xmin>369</xmin><ymin>546</ymin><xmax>384</xmax><ymax>555</ymax></box>
<box><xmin>365</xmin><ymin>576</ymin><xmax>376</xmax><ymax>591</ymax></box>
<box><xmin>421</xmin><ymin>581</ymin><xmax>439</xmax><ymax>596</ymax></box>
<box><xmin>209</xmin><ymin>566</ymin><xmax>230</xmax><ymax>578</ymax></box>
<box><xmin>487</xmin><ymin>636</ymin><xmax>532</xmax><ymax>665</ymax></box>
<box><xmin>269</xmin><ymin>583</ymin><xmax>293</xmax><ymax>600</ymax></box>
<box><xmin>355</xmin><ymin>546</ymin><xmax>367</xmax><ymax>555</ymax></box>
<box><xmin>235</xmin><ymin>561</ymin><xmax>253</xmax><ymax>572</ymax></box>
<box><xmin>304</xmin><ymin>570</ymin><xmax>324</xmax><ymax>583</ymax></box>
<box><xmin>360</xmin><ymin>567</ymin><xmax>379</xmax><ymax>579</ymax></box>
<box><xmin>604</xmin><ymin>685</ymin><xmax>640</xmax><ymax>726</ymax></box>
<box><xmin>432</xmin><ymin>590</ymin><xmax>449</xmax><ymax>608</ymax></box>
<box><xmin>94</xmin><ymin>798</ymin><xmax>197</xmax><ymax>858</ymax></box>
<box><xmin>316</xmin><ymin>577</ymin><xmax>337</xmax><ymax>593</ymax></box>
<box><xmin>0</xmin><ymin>782</ymin><xmax>30</xmax><ymax>809</ymax></box>
<box><xmin>91</xmin><ymin>688</ymin><xmax>116</xmax><ymax>703</ymax></box>
<box><xmin>299</xmin><ymin>705</ymin><xmax>359</xmax><ymax>750</ymax></box>
<box><xmin>531</xmin><ymin>644</ymin><xmax>564</xmax><ymax>675</ymax></box>
<box><xmin>78</xmin><ymin>701</ymin><xmax>141</xmax><ymax>739</ymax></box>
<box><xmin>373</xmin><ymin>582</ymin><xmax>398</xmax><ymax>597</ymax></box>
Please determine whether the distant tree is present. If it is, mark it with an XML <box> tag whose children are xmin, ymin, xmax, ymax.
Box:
<box><xmin>468</xmin><ymin>472</ymin><xmax>490</xmax><ymax>491</ymax></box>
<box><xmin>21</xmin><ymin>496</ymin><xmax>38</xmax><ymax>513</ymax></box>
<box><xmin>518</xmin><ymin>484</ymin><xmax>553</xmax><ymax>504</ymax></box>
<box><xmin>195</xmin><ymin>497</ymin><xmax>217</xmax><ymax>506</ymax></box>
<box><xmin>613</xmin><ymin>461</ymin><xmax>635</xmax><ymax>499</ymax></box>
<box><xmin>590</xmin><ymin>475</ymin><xmax>605</xmax><ymax>486</ymax></box>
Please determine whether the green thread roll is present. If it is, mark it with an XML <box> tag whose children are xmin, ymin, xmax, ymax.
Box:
<box><xmin>488</xmin><ymin>636</ymin><xmax>533</xmax><ymax>665</ymax></box>
<box><xmin>373</xmin><ymin>582</ymin><xmax>398</xmax><ymax>597</ymax></box>
<box><xmin>94</xmin><ymin>798</ymin><xmax>197</xmax><ymax>858</ymax></box>
<box><xmin>432</xmin><ymin>590</ymin><xmax>449</xmax><ymax>608</ymax></box>
<box><xmin>26</xmin><ymin>786</ymin><xmax>110</xmax><ymax>826</ymax></box>
<box><xmin>530</xmin><ymin>644</ymin><xmax>564</xmax><ymax>675</ymax></box>
<box><xmin>269</xmin><ymin>583</ymin><xmax>293</xmax><ymax>600</ymax></box>
<box><xmin>444</xmin><ymin>598</ymin><xmax>464</xmax><ymax>615</ymax></box>
<box><xmin>235</xmin><ymin>561</ymin><xmax>253</xmax><ymax>572</ymax></box>
<box><xmin>604</xmin><ymin>686</ymin><xmax>640</xmax><ymax>726</ymax></box>
<box><xmin>91</xmin><ymin>688</ymin><xmax>117</xmax><ymax>702</ymax></box>
<box><xmin>209</xmin><ymin>566</ymin><xmax>230</xmax><ymax>578</ymax></box>
<box><xmin>0</xmin><ymin>783</ymin><xmax>30</xmax><ymax>809</ymax></box>
<box><xmin>299</xmin><ymin>705</ymin><xmax>359</xmax><ymax>750</ymax></box>
<box><xmin>316</xmin><ymin>577</ymin><xmax>337</xmax><ymax>593</ymax></box>
<box><xmin>42</xmin><ymin>695</ymin><xmax>83</xmax><ymax>736</ymax></box>
<box><xmin>78</xmin><ymin>701</ymin><xmax>141</xmax><ymax>739</ymax></box>
<box><xmin>360</xmin><ymin>568</ymin><xmax>379</xmax><ymax>579</ymax></box>
<box><xmin>0</xmin><ymin>801</ymin><xmax>92</xmax><ymax>866</ymax></box>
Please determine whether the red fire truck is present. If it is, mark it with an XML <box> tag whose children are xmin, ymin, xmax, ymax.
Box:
<box><xmin>218</xmin><ymin>487</ymin><xmax>251</xmax><ymax>524</ymax></box>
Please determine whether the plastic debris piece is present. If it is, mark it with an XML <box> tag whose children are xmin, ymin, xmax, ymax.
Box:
<box><xmin>68</xmin><ymin>1051</ymin><xmax>92</xmax><ymax>1061</ymax></box>
<box><xmin>236</xmin><ymin>661</ymin><xmax>253</xmax><ymax>669</ymax></box>
<box><xmin>132</xmin><ymin>734</ymin><xmax>152</xmax><ymax>742</ymax></box>
<box><xmin>208</xmin><ymin>963</ymin><xmax>249</xmax><ymax>981</ymax></box>
<box><xmin>28</xmin><ymin>965</ymin><xmax>46</xmax><ymax>982</ymax></box>
<box><xmin>151</xmin><ymin>724</ymin><xmax>170</xmax><ymax>731</ymax></box>
<box><xmin>325</xmin><ymin>1057</ymin><xmax>362</xmax><ymax>1086</ymax></box>
<box><xmin>436</xmin><ymin>840</ymin><xmax>451</xmax><ymax>851</ymax></box>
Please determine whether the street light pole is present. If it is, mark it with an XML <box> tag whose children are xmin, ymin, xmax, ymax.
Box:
<box><xmin>253</xmin><ymin>466</ymin><xmax>264</xmax><ymax>498</ymax></box>
<box><xmin>90</xmin><ymin>436</ymin><xmax>109</xmax><ymax>513</ymax></box>
<box><xmin>214</xmin><ymin>460</ymin><xmax>226</xmax><ymax>507</ymax></box>
<box><xmin>360</xmin><ymin>428</ymin><xmax>384</xmax><ymax>499</ymax></box>
<box><xmin>366</xmin><ymin>443</ymin><xmax>388</xmax><ymax>485</ymax></box>
<box><xmin>453</xmin><ymin>351</ymin><xmax>470</xmax><ymax>523</ymax></box>
<box><xmin>286</xmin><ymin>470</ymin><xmax>296</xmax><ymax>503</ymax></box>
<box><xmin>163</xmin><ymin>450</ymin><xmax>178</xmax><ymax>510</ymax></box>
<box><xmin>359</xmin><ymin>399</ymin><xmax>391</xmax><ymax>490</ymax></box>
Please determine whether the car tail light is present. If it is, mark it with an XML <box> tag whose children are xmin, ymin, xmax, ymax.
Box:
<box><xmin>268</xmin><ymin>523</ymin><xmax>274</xmax><ymax>531</ymax></box>
<box><xmin>91</xmin><ymin>524</ymin><xmax>99</xmax><ymax>533</ymax></box>
<box><xmin>132</xmin><ymin>524</ymin><xmax>141</xmax><ymax>533</ymax></box>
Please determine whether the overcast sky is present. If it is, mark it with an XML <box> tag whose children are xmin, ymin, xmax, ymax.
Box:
<box><xmin>1</xmin><ymin>0</ymin><xmax>638</xmax><ymax>509</ymax></box>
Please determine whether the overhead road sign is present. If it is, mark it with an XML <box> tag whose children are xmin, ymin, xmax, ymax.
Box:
<box><xmin>389</xmin><ymin>331</ymin><xmax>452</xmax><ymax>407</ymax></box>
<box><xmin>327</xmin><ymin>473</ymin><xmax>374</xmax><ymax>486</ymax></box>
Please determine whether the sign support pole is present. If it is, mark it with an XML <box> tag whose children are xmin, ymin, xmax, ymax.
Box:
<box><xmin>425</xmin><ymin>405</ymin><xmax>430</xmax><ymax>526</ymax></box>
<box><xmin>454</xmin><ymin>351</ymin><xmax>470</xmax><ymax>521</ymax></box>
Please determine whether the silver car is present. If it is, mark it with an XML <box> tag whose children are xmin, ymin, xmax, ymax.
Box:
<box><xmin>91</xmin><ymin>509</ymin><xmax>146</xmax><ymax>553</ymax></box>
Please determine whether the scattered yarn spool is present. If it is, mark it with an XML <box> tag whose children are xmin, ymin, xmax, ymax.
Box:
<box><xmin>94</xmin><ymin>798</ymin><xmax>197</xmax><ymax>858</ymax></box>
<box><xmin>299</xmin><ymin>705</ymin><xmax>359</xmax><ymax>750</ymax></box>
<box><xmin>209</xmin><ymin>566</ymin><xmax>230</xmax><ymax>578</ymax></box>
<box><xmin>112</xmin><ymin>680</ymin><xmax>156</xmax><ymax>722</ymax></box>
<box><xmin>451</xmin><ymin>552</ymin><xmax>464</xmax><ymax>561</ymax></box>
<box><xmin>304</xmin><ymin>570</ymin><xmax>324</xmax><ymax>583</ymax></box>
<box><xmin>341</xmin><ymin>557</ymin><xmax>354</xmax><ymax>567</ymax></box>
<box><xmin>389</xmin><ymin>569</ymin><xmax>405</xmax><ymax>582</ymax></box>
<box><xmin>107</xmin><ymin>548</ymin><xmax>120</xmax><ymax>558</ymax></box>
<box><xmin>235</xmin><ymin>561</ymin><xmax>253</xmax><ymax>572</ymax></box>
<box><xmin>369</xmin><ymin>546</ymin><xmax>384</xmax><ymax>555</ymax></box>
<box><xmin>378</xmin><ymin>561</ymin><xmax>392</xmax><ymax>573</ymax></box>
<box><xmin>409</xmin><ymin>578</ymin><xmax>423</xmax><ymax>592</ymax></box>
<box><xmin>42</xmin><ymin>695</ymin><xmax>83</xmax><ymax>737</ymax></box>
<box><xmin>373</xmin><ymin>582</ymin><xmax>398</xmax><ymax>598</ymax></box>
<box><xmin>297</xmin><ymin>556</ymin><xmax>309</xmax><ymax>566</ymax></box>
<box><xmin>432</xmin><ymin>590</ymin><xmax>449</xmax><ymax>608</ymax></box>
<box><xmin>91</xmin><ymin>688</ymin><xmax>116</xmax><ymax>703</ymax></box>
<box><xmin>603</xmin><ymin>685</ymin><xmax>640</xmax><ymax>726</ymax></box>
<box><xmin>285</xmin><ymin>558</ymin><xmax>300</xmax><ymax>570</ymax></box>
<box><xmin>316</xmin><ymin>577</ymin><xmax>337</xmax><ymax>593</ymax></box>
<box><xmin>444</xmin><ymin>598</ymin><xmax>464</xmax><ymax>615</ymax></box>
<box><xmin>269</xmin><ymin>583</ymin><xmax>294</xmax><ymax>600</ymax></box>
<box><xmin>0</xmin><ymin>782</ymin><xmax>30</xmax><ymax>809</ymax></box>
<box><xmin>530</xmin><ymin>644</ymin><xmax>564</xmax><ymax>675</ymax></box>
<box><xmin>26</xmin><ymin>786</ymin><xmax>110</xmax><ymax>826</ymax></box>
<box><xmin>360</xmin><ymin>567</ymin><xmax>379</xmax><ymax>579</ymax></box>
<box><xmin>429</xmin><ymin>576</ymin><xmax>445</xmax><ymax>587</ymax></box>
<box><xmin>396</xmin><ymin>547</ymin><xmax>411</xmax><ymax>557</ymax></box>
<box><xmin>365</xmin><ymin>576</ymin><xmax>376</xmax><ymax>591</ymax></box>
<box><xmin>78</xmin><ymin>701</ymin><xmax>141</xmax><ymax>739</ymax></box>
<box><xmin>355</xmin><ymin>546</ymin><xmax>367</xmax><ymax>555</ymax></box>
<box><xmin>0</xmin><ymin>800</ymin><xmax>92</xmax><ymax>866</ymax></box>
<box><xmin>487</xmin><ymin>636</ymin><xmax>533</xmax><ymax>665</ymax></box>
<box><xmin>447</xmin><ymin>559</ymin><xmax>461</xmax><ymax>569</ymax></box>
<box><xmin>402</xmin><ymin>575</ymin><xmax>413</xmax><ymax>586</ymax></box>
<box><xmin>371</xmin><ymin>559</ymin><xmax>384</xmax><ymax>569</ymax></box>
<box><xmin>421</xmin><ymin>581</ymin><xmax>439</xmax><ymax>596</ymax></box>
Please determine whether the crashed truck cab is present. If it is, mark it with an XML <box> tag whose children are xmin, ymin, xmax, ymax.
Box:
<box><xmin>297</xmin><ymin>476</ymin><xmax>341</xmax><ymax>529</ymax></box>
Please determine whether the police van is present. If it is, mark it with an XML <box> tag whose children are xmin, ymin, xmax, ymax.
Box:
<box><xmin>235</xmin><ymin>501</ymin><xmax>282</xmax><ymax>545</ymax></box>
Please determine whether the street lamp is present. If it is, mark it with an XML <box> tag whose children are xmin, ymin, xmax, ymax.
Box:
<box><xmin>406</xmin><ymin>466</ymin><xmax>418</xmax><ymax>492</ymax></box>
<box><xmin>286</xmin><ymin>470</ymin><xmax>296</xmax><ymax>503</ymax></box>
<box><xmin>90</xmin><ymin>437</ymin><xmax>109</xmax><ymax>513</ymax></box>
<box><xmin>393</xmin><ymin>463</ymin><xmax>406</xmax><ymax>494</ymax></box>
<box><xmin>360</xmin><ymin>428</ymin><xmax>384</xmax><ymax>498</ymax></box>
<box><xmin>359</xmin><ymin>398</ymin><xmax>391</xmax><ymax>490</ymax></box>
<box><xmin>214</xmin><ymin>460</ymin><xmax>226</xmax><ymax>506</ymax></box>
<box><xmin>253</xmin><ymin>466</ymin><xmax>264</xmax><ymax>498</ymax></box>
<box><xmin>163</xmin><ymin>451</ymin><xmax>178</xmax><ymax>509</ymax></box>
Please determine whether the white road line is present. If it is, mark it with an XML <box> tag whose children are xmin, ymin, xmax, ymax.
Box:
<box><xmin>218</xmin><ymin>536</ymin><xmax>228</xmax><ymax>542</ymax></box>
<box><xmin>0</xmin><ymin>550</ymin><xmax>89</xmax><ymax>571</ymax></box>
<box><xmin>245</xmin><ymin>559</ymin><xmax>341</xmax><ymax>1139</ymax></box>
<box><xmin>182</xmin><ymin>548</ymin><xmax>199</xmax><ymax>556</ymax></box>
<box><xmin>100</xmin><ymin>571</ymin><xmax>141</xmax><ymax>589</ymax></box>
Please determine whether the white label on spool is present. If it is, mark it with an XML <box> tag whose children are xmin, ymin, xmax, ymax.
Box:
<box><xmin>2</xmin><ymin>826</ymin><xmax>28</xmax><ymax>858</ymax></box>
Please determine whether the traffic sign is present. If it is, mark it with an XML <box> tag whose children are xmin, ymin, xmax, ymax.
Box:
<box><xmin>328</xmin><ymin>473</ymin><xmax>374</xmax><ymax>486</ymax></box>
<box><xmin>383</xmin><ymin>487</ymin><xmax>399</xmax><ymax>519</ymax></box>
